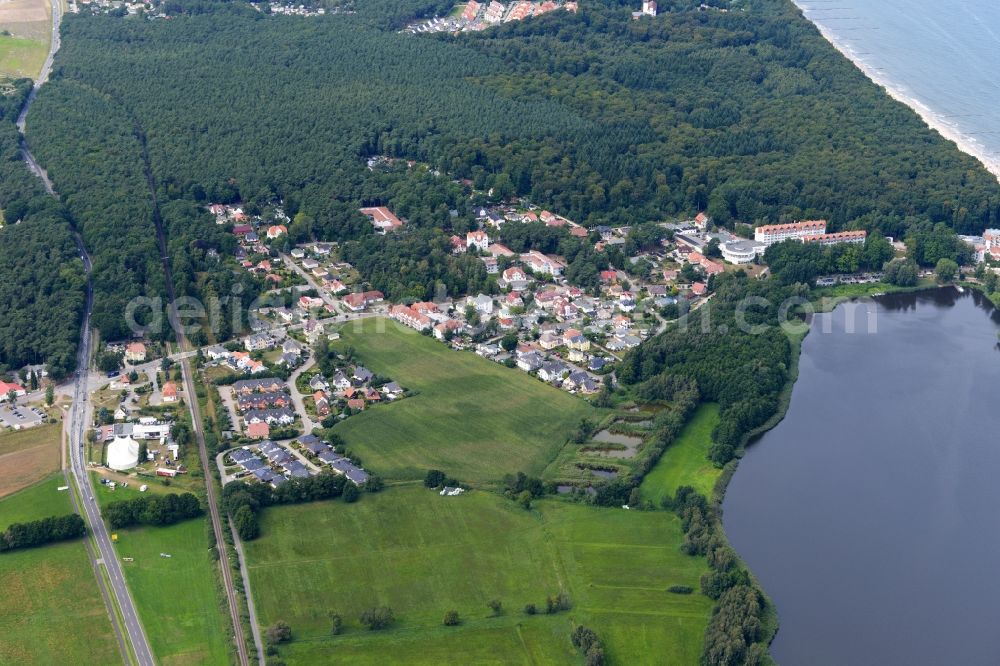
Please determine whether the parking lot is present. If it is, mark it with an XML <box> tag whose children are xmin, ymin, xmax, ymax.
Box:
<box><xmin>0</xmin><ymin>403</ymin><xmax>45</xmax><ymax>429</ymax></box>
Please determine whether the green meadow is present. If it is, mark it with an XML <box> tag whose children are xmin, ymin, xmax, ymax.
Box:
<box><xmin>93</xmin><ymin>477</ymin><xmax>232</xmax><ymax>666</ymax></box>
<box><xmin>0</xmin><ymin>33</ymin><xmax>48</xmax><ymax>79</ymax></box>
<box><xmin>332</xmin><ymin>318</ymin><xmax>596</xmax><ymax>483</ymax></box>
<box><xmin>639</xmin><ymin>403</ymin><xmax>722</xmax><ymax>503</ymax></box>
<box><xmin>245</xmin><ymin>486</ymin><xmax>712</xmax><ymax>664</ymax></box>
<box><xmin>0</xmin><ymin>475</ymin><xmax>120</xmax><ymax>665</ymax></box>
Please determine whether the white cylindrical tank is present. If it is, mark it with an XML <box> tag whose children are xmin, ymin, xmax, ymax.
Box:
<box><xmin>107</xmin><ymin>435</ymin><xmax>140</xmax><ymax>471</ymax></box>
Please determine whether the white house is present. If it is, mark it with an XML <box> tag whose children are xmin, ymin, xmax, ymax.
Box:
<box><xmin>466</xmin><ymin>230</ymin><xmax>490</xmax><ymax>251</ymax></box>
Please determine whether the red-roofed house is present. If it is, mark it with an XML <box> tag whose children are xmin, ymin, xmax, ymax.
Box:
<box><xmin>521</xmin><ymin>251</ymin><xmax>564</xmax><ymax>276</ymax></box>
<box><xmin>343</xmin><ymin>291</ymin><xmax>384</xmax><ymax>311</ymax></box>
<box><xmin>359</xmin><ymin>207</ymin><xmax>404</xmax><ymax>234</ymax></box>
<box><xmin>161</xmin><ymin>382</ymin><xmax>178</xmax><ymax>403</ymax></box>
<box><xmin>390</xmin><ymin>304</ymin><xmax>431</xmax><ymax>331</ymax></box>
<box><xmin>246</xmin><ymin>421</ymin><xmax>270</xmax><ymax>439</ymax></box>
<box><xmin>462</xmin><ymin>0</ymin><xmax>480</xmax><ymax>20</ymax></box>
<box><xmin>688</xmin><ymin>252</ymin><xmax>725</xmax><ymax>276</ymax></box>
<box><xmin>489</xmin><ymin>243</ymin><xmax>515</xmax><ymax>258</ymax></box>
<box><xmin>0</xmin><ymin>381</ymin><xmax>26</xmax><ymax>397</ymax></box>
<box><xmin>125</xmin><ymin>342</ymin><xmax>147</xmax><ymax>363</ymax></box>
<box><xmin>266</xmin><ymin>224</ymin><xmax>287</xmax><ymax>239</ymax></box>
<box><xmin>314</xmin><ymin>391</ymin><xmax>330</xmax><ymax>416</ymax></box>
<box><xmin>434</xmin><ymin>319</ymin><xmax>463</xmax><ymax>341</ymax></box>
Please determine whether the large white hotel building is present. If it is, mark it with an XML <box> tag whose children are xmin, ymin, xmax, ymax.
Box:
<box><xmin>754</xmin><ymin>220</ymin><xmax>827</xmax><ymax>246</ymax></box>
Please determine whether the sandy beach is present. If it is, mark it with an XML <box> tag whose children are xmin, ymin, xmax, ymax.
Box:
<box><xmin>792</xmin><ymin>0</ymin><xmax>1000</xmax><ymax>183</ymax></box>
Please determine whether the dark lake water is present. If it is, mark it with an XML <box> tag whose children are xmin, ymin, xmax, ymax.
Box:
<box><xmin>722</xmin><ymin>288</ymin><xmax>1000</xmax><ymax>665</ymax></box>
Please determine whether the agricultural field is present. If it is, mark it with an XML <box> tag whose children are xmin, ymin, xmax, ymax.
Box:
<box><xmin>0</xmin><ymin>475</ymin><xmax>121</xmax><ymax>665</ymax></box>
<box><xmin>0</xmin><ymin>0</ymin><xmax>50</xmax><ymax>79</ymax></box>
<box><xmin>639</xmin><ymin>404</ymin><xmax>722</xmax><ymax>503</ymax></box>
<box><xmin>332</xmin><ymin>318</ymin><xmax>596</xmax><ymax>484</ymax></box>
<box><xmin>245</xmin><ymin>486</ymin><xmax>712</xmax><ymax>664</ymax></box>
<box><xmin>0</xmin><ymin>423</ymin><xmax>63</xmax><ymax>498</ymax></box>
<box><xmin>94</xmin><ymin>480</ymin><xmax>232</xmax><ymax>666</ymax></box>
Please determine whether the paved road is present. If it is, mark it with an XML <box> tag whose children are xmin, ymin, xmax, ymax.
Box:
<box><xmin>15</xmin><ymin>2</ymin><xmax>155</xmax><ymax>662</ymax></box>
<box><xmin>16</xmin><ymin>0</ymin><xmax>61</xmax><ymax>193</ymax></box>
<box><xmin>281</xmin><ymin>253</ymin><xmax>342</xmax><ymax>310</ymax></box>
<box><xmin>64</xmin><ymin>249</ymin><xmax>155</xmax><ymax>666</ymax></box>
<box><xmin>286</xmin><ymin>355</ymin><xmax>316</xmax><ymax>433</ymax></box>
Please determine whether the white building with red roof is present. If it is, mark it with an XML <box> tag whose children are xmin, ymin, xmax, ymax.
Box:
<box><xmin>754</xmin><ymin>220</ymin><xmax>827</xmax><ymax>246</ymax></box>
<box><xmin>359</xmin><ymin>207</ymin><xmax>404</xmax><ymax>234</ymax></box>
<box><xmin>0</xmin><ymin>381</ymin><xmax>26</xmax><ymax>397</ymax></box>
<box><xmin>521</xmin><ymin>251</ymin><xmax>564</xmax><ymax>276</ymax></box>
<box><xmin>800</xmin><ymin>230</ymin><xmax>867</xmax><ymax>246</ymax></box>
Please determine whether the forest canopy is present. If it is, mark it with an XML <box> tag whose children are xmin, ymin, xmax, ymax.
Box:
<box><xmin>12</xmin><ymin>0</ymin><xmax>1000</xmax><ymax>363</ymax></box>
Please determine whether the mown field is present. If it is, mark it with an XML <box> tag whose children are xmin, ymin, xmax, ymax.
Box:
<box><xmin>0</xmin><ymin>475</ymin><xmax>121</xmax><ymax>665</ymax></box>
<box><xmin>0</xmin><ymin>33</ymin><xmax>47</xmax><ymax>78</ymax></box>
<box><xmin>0</xmin><ymin>0</ymin><xmax>50</xmax><ymax>78</ymax></box>
<box><xmin>245</xmin><ymin>486</ymin><xmax>712</xmax><ymax>664</ymax></box>
<box><xmin>639</xmin><ymin>403</ymin><xmax>722</xmax><ymax>504</ymax></box>
<box><xmin>93</xmin><ymin>478</ymin><xmax>232</xmax><ymax>666</ymax></box>
<box><xmin>0</xmin><ymin>422</ymin><xmax>62</xmax><ymax>498</ymax></box>
<box><xmin>332</xmin><ymin>318</ymin><xmax>596</xmax><ymax>483</ymax></box>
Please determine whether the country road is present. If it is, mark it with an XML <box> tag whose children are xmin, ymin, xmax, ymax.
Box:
<box><xmin>15</xmin><ymin>0</ymin><xmax>157</xmax><ymax>663</ymax></box>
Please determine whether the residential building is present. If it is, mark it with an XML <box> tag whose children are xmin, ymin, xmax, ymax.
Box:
<box><xmin>161</xmin><ymin>382</ymin><xmax>178</xmax><ymax>403</ymax></box>
<box><xmin>246</xmin><ymin>422</ymin><xmax>270</xmax><ymax>439</ymax></box>
<box><xmin>800</xmin><ymin>230</ymin><xmax>867</xmax><ymax>246</ymax></box>
<box><xmin>125</xmin><ymin>342</ymin><xmax>147</xmax><ymax>363</ymax></box>
<box><xmin>754</xmin><ymin>220</ymin><xmax>827</xmax><ymax>246</ymax></box>
<box><xmin>521</xmin><ymin>250</ymin><xmax>564</xmax><ymax>276</ymax></box>
<box><xmin>688</xmin><ymin>251</ymin><xmax>725</xmax><ymax>276</ymax></box>
<box><xmin>462</xmin><ymin>0</ymin><xmax>480</xmax><ymax>20</ymax></box>
<box><xmin>498</xmin><ymin>267</ymin><xmax>531</xmax><ymax>291</ymax></box>
<box><xmin>0</xmin><ymin>381</ymin><xmax>26</xmax><ymax>397</ymax></box>
<box><xmin>244</xmin><ymin>333</ymin><xmax>275</xmax><ymax>352</ymax></box>
<box><xmin>484</xmin><ymin>0</ymin><xmax>505</xmax><ymax>22</ymax></box>
<box><xmin>390</xmin><ymin>304</ymin><xmax>431</xmax><ymax>331</ymax></box>
<box><xmin>434</xmin><ymin>319</ymin><xmax>463</xmax><ymax>340</ymax></box>
<box><xmin>359</xmin><ymin>206</ymin><xmax>404</xmax><ymax>234</ymax></box>
<box><xmin>467</xmin><ymin>230</ymin><xmax>490</xmax><ymax>251</ymax></box>
<box><xmin>342</xmin><ymin>290</ymin><xmax>384</xmax><ymax>311</ymax></box>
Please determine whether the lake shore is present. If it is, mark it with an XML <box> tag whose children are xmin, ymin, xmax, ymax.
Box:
<box><xmin>791</xmin><ymin>0</ymin><xmax>1000</xmax><ymax>183</ymax></box>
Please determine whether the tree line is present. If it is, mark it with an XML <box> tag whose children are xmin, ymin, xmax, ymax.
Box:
<box><xmin>104</xmin><ymin>492</ymin><xmax>202</xmax><ymax>529</ymax></box>
<box><xmin>0</xmin><ymin>513</ymin><xmax>86</xmax><ymax>552</ymax></box>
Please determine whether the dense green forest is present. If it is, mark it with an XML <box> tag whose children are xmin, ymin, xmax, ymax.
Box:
<box><xmin>0</xmin><ymin>81</ymin><xmax>85</xmax><ymax>378</ymax></box>
<box><xmin>18</xmin><ymin>0</ymin><xmax>1000</xmax><ymax>345</ymax></box>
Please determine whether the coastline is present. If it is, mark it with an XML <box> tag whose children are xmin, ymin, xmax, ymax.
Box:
<box><xmin>791</xmin><ymin>0</ymin><xmax>1000</xmax><ymax>183</ymax></box>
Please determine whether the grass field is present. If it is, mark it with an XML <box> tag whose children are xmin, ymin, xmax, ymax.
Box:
<box><xmin>0</xmin><ymin>0</ymin><xmax>50</xmax><ymax>79</ymax></box>
<box><xmin>0</xmin><ymin>423</ymin><xmax>62</xmax><ymax>498</ymax></box>
<box><xmin>0</xmin><ymin>33</ymin><xmax>46</xmax><ymax>78</ymax></box>
<box><xmin>91</xmin><ymin>479</ymin><xmax>232</xmax><ymax>665</ymax></box>
<box><xmin>639</xmin><ymin>403</ymin><xmax>721</xmax><ymax>504</ymax></box>
<box><xmin>0</xmin><ymin>475</ymin><xmax>121</xmax><ymax>665</ymax></box>
<box><xmin>332</xmin><ymin>318</ymin><xmax>596</xmax><ymax>483</ymax></box>
<box><xmin>245</xmin><ymin>486</ymin><xmax>712</xmax><ymax>664</ymax></box>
